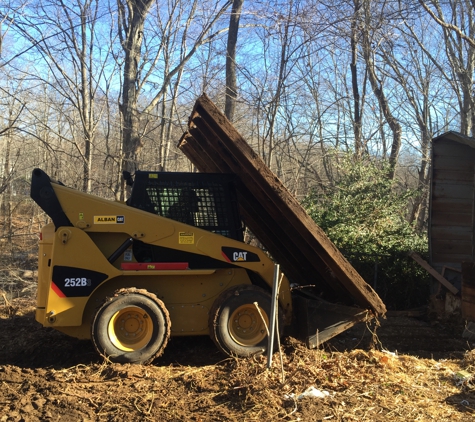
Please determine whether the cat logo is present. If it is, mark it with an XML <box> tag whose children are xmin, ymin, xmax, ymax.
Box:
<box><xmin>233</xmin><ymin>252</ymin><xmax>248</xmax><ymax>261</ymax></box>
<box><xmin>221</xmin><ymin>247</ymin><xmax>260</xmax><ymax>263</ymax></box>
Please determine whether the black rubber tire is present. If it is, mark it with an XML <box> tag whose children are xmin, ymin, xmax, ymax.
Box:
<box><xmin>91</xmin><ymin>288</ymin><xmax>171</xmax><ymax>364</ymax></box>
<box><xmin>208</xmin><ymin>285</ymin><xmax>283</xmax><ymax>358</ymax></box>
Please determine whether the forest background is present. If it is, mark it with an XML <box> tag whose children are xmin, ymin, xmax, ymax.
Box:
<box><xmin>1</xmin><ymin>0</ymin><xmax>474</xmax><ymax>309</ymax></box>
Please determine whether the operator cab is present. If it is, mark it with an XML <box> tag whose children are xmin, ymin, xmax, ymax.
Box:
<box><xmin>126</xmin><ymin>171</ymin><xmax>244</xmax><ymax>241</ymax></box>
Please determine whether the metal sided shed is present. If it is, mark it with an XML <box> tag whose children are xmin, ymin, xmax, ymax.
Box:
<box><xmin>430</xmin><ymin>131</ymin><xmax>475</xmax><ymax>320</ymax></box>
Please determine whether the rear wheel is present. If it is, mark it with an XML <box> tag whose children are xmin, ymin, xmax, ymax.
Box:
<box><xmin>209</xmin><ymin>285</ymin><xmax>283</xmax><ymax>357</ymax></box>
<box><xmin>92</xmin><ymin>288</ymin><xmax>171</xmax><ymax>364</ymax></box>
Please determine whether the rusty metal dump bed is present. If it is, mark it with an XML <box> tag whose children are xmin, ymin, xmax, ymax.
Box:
<box><xmin>178</xmin><ymin>94</ymin><xmax>386</xmax><ymax>323</ymax></box>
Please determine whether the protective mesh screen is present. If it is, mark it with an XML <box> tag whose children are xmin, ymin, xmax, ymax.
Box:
<box><xmin>131</xmin><ymin>173</ymin><xmax>240</xmax><ymax>239</ymax></box>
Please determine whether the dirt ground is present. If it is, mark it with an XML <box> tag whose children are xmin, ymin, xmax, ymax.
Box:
<box><xmin>1</xmin><ymin>296</ymin><xmax>475</xmax><ymax>422</ymax></box>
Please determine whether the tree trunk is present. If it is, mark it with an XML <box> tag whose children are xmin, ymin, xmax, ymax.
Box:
<box><xmin>118</xmin><ymin>0</ymin><xmax>154</xmax><ymax>178</ymax></box>
<box><xmin>224</xmin><ymin>0</ymin><xmax>244</xmax><ymax>122</ymax></box>
<box><xmin>419</xmin><ymin>0</ymin><xmax>475</xmax><ymax>136</ymax></box>
<box><xmin>361</xmin><ymin>0</ymin><xmax>402</xmax><ymax>178</ymax></box>
<box><xmin>350</xmin><ymin>0</ymin><xmax>363</xmax><ymax>158</ymax></box>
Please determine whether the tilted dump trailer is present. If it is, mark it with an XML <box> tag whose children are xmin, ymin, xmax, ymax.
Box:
<box><xmin>30</xmin><ymin>95</ymin><xmax>385</xmax><ymax>364</ymax></box>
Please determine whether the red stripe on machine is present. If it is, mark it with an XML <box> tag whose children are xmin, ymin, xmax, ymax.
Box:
<box><xmin>51</xmin><ymin>282</ymin><xmax>66</xmax><ymax>298</ymax></box>
<box><xmin>221</xmin><ymin>251</ymin><xmax>232</xmax><ymax>262</ymax></box>
<box><xmin>120</xmin><ymin>262</ymin><xmax>189</xmax><ymax>270</ymax></box>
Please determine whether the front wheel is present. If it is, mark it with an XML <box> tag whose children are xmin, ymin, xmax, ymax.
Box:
<box><xmin>91</xmin><ymin>288</ymin><xmax>171</xmax><ymax>364</ymax></box>
<box><xmin>208</xmin><ymin>285</ymin><xmax>283</xmax><ymax>357</ymax></box>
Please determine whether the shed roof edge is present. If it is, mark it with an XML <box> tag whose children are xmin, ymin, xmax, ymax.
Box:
<box><xmin>433</xmin><ymin>131</ymin><xmax>475</xmax><ymax>148</ymax></box>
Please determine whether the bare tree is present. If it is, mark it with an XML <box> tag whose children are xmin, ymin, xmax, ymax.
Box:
<box><xmin>350</xmin><ymin>0</ymin><xmax>365</xmax><ymax>157</ymax></box>
<box><xmin>360</xmin><ymin>0</ymin><xmax>402</xmax><ymax>178</ymax></box>
<box><xmin>379</xmin><ymin>19</ymin><xmax>441</xmax><ymax>229</ymax></box>
<box><xmin>117</xmin><ymin>0</ymin><xmax>155</xmax><ymax>183</ymax></box>
<box><xmin>224</xmin><ymin>0</ymin><xmax>244</xmax><ymax>122</ymax></box>
<box><xmin>418</xmin><ymin>0</ymin><xmax>475</xmax><ymax>135</ymax></box>
<box><xmin>2</xmin><ymin>0</ymin><xmax>116</xmax><ymax>192</ymax></box>
<box><xmin>117</xmin><ymin>0</ymin><xmax>232</xmax><ymax>194</ymax></box>
<box><xmin>0</xmin><ymin>74</ymin><xmax>26</xmax><ymax>240</ymax></box>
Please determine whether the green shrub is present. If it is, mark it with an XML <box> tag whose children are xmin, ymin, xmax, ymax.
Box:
<box><xmin>303</xmin><ymin>153</ymin><xmax>429</xmax><ymax>309</ymax></box>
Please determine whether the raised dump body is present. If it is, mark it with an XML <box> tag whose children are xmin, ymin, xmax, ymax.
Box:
<box><xmin>179</xmin><ymin>94</ymin><xmax>386</xmax><ymax>345</ymax></box>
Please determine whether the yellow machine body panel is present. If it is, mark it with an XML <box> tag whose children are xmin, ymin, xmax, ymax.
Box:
<box><xmin>33</xmin><ymin>175</ymin><xmax>292</xmax><ymax>341</ymax></box>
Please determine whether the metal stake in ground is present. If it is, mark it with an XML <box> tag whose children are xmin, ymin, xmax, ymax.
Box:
<box><xmin>267</xmin><ymin>264</ymin><xmax>280</xmax><ymax>369</ymax></box>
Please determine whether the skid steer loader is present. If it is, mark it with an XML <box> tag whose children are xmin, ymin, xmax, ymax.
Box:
<box><xmin>31</xmin><ymin>168</ymin><xmax>292</xmax><ymax>363</ymax></box>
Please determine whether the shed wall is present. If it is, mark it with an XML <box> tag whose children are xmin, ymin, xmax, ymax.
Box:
<box><xmin>430</xmin><ymin>139</ymin><xmax>475</xmax><ymax>278</ymax></box>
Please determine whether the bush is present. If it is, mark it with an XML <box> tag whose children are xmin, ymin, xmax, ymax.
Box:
<box><xmin>303</xmin><ymin>153</ymin><xmax>429</xmax><ymax>309</ymax></box>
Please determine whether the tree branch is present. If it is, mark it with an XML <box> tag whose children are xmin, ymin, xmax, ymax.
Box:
<box><xmin>418</xmin><ymin>0</ymin><xmax>475</xmax><ymax>48</ymax></box>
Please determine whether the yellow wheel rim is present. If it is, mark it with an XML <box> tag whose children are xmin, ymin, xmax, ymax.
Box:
<box><xmin>108</xmin><ymin>306</ymin><xmax>153</xmax><ymax>352</ymax></box>
<box><xmin>228</xmin><ymin>304</ymin><xmax>269</xmax><ymax>346</ymax></box>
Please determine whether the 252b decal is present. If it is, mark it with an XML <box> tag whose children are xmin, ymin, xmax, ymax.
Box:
<box><xmin>64</xmin><ymin>277</ymin><xmax>91</xmax><ymax>287</ymax></box>
<box><xmin>52</xmin><ymin>266</ymin><xmax>108</xmax><ymax>297</ymax></box>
